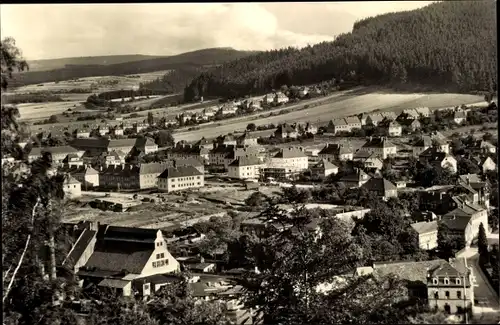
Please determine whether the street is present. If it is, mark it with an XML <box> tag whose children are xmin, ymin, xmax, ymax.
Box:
<box><xmin>457</xmin><ymin>245</ymin><xmax>500</xmax><ymax>324</ymax></box>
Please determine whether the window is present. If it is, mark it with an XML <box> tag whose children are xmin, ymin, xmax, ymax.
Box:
<box><xmin>144</xmin><ymin>283</ymin><xmax>150</xmax><ymax>290</ymax></box>
<box><xmin>165</xmin><ymin>259</ymin><xmax>169</xmax><ymax>265</ymax></box>
<box><xmin>160</xmin><ymin>253</ymin><xmax>165</xmax><ymax>259</ymax></box>
<box><xmin>156</xmin><ymin>253</ymin><xmax>161</xmax><ymax>259</ymax></box>
<box><xmin>456</xmin><ymin>278</ymin><xmax>461</xmax><ymax>285</ymax></box>
<box><xmin>433</xmin><ymin>278</ymin><xmax>438</xmax><ymax>285</ymax></box>
<box><xmin>172</xmin><ymin>185</ymin><xmax>175</xmax><ymax>188</ymax></box>
<box><xmin>445</xmin><ymin>291</ymin><xmax>450</xmax><ymax>298</ymax></box>
<box><xmin>152</xmin><ymin>262</ymin><xmax>156</xmax><ymax>268</ymax></box>
<box><xmin>444</xmin><ymin>278</ymin><xmax>449</xmax><ymax>285</ymax></box>
<box><xmin>457</xmin><ymin>291</ymin><xmax>462</xmax><ymax>299</ymax></box>
<box><xmin>434</xmin><ymin>291</ymin><xmax>439</xmax><ymax>299</ymax></box>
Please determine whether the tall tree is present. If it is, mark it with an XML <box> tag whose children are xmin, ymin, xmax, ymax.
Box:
<box><xmin>477</xmin><ymin>222</ymin><xmax>489</xmax><ymax>258</ymax></box>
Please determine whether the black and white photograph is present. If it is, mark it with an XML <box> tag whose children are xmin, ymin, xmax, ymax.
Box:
<box><xmin>1</xmin><ymin>1</ymin><xmax>498</xmax><ymax>324</ymax></box>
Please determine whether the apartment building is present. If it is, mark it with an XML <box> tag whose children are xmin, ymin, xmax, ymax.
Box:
<box><xmin>359</xmin><ymin>137</ymin><xmax>397</xmax><ymax>159</ymax></box>
<box><xmin>157</xmin><ymin>166</ymin><xmax>205</xmax><ymax>193</ymax></box>
<box><xmin>318</xmin><ymin>143</ymin><xmax>354</xmax><ymax>162</ymax></box>
<box><xmin>411</xmin><ymin>221</ymin><xmax>438</xmax><ymax>250</ymax></box>
<box><xmin>228</xmin><ymin>156</ymin><xmax>264</xmax><ymax>180</ymax></box>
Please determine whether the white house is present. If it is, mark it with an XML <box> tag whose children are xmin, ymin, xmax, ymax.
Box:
<box><xmin>227</xmin><ymin>156</ymin><xmax>264</xmax><ymax>180</ymax></box>
<box><xmin>359</xmin><ymin>137</ymin><xmax>397</xmax><ymax>159</ymax></box>
<box><xmin>63</xmin><ymin>174</ymin><xmax>82</xmax><ymax>199</ymax></box>
<box><xmin>269</xmin><ymin>147</ymin><xmax>308</xmax><ymax>172</ymax></box>
<box><xmin>157</xmin><ymin>166</ymin><xmax>205</xmax><ymax>193</ymax></box>
<box><xmin>411</xmin><ymin>221</ymin><xmax>438</xmax><ymax>250</ymax></box>
<box><xmin>274</xmin><ymin>92</ymin><xmax>289</xmax><ymax>105</ymax></box>
<box><xmin>387</xmin><ymin>121</ymin><xmax>402</xmax><ymax>137</ymax></box>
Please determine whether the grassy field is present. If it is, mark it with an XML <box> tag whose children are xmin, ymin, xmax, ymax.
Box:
<box><xmin>11</xmin><ymin>70</ymin><xmax>171</xmax><ymax>94</ymax></box>
<box><xmin>16</xmin><ymin>101</ymin><xmax>89</xmax><ymax>121</ymax></box>
<box><xmin>173</xmin><ymin>88</ymin><xmax>485</xmax><ymax>142</ymax></box>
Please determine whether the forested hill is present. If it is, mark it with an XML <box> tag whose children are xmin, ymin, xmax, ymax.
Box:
<box><xmin>173</xmin><ymin>1</ymin><xmax>496</xmax><ymax>102</ymax></box>
<box><xmin>9</xmin><ymin>48</ymin><xmax>257</xmax><ymax>88</ymax></box>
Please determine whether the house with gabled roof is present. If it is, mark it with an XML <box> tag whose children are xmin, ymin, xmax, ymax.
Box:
<box><xmin>380</xmin><ymin>111</ymin><xmax>397</xmax><ymax>121</ymax></box>
<box><xmin>228</xmin><ymin>156</ymin><xmax>264</xmax><ymax>180</ymax></box>
<box><xmin>318</xmin><ymin>143</ymin><xmax>354</xmax><ymax>162</ymax></box>
<box><xmin>402</xmin><ymin>108</ymin><xmax>420</xmax><ymax>119</ymax></box>
<box><xmin>61</xmin><ymin>165</ymin><xmax>100</xmax><ymax>188</ymax></box>
<box><xmin>344</xmin><ymin>116</ymin><xmax>362</xmax><ymax>131</ymax></box>
<box><xmin>75</xmin><ymin>127</ymin><xmax>91</xmax><ymax>139</ymax></box>
<box><xmin>29</xmin><ymin>145</ymin><xmax>84</xmax><ymax>164</ymax></box>
<box><xmin>419</xmin><ymin>148</ymin><xmax>457</xmax><ymax>173</ymax></box>
<box><xmin>274</xmin><ymin>92</ymin><xmax>289</xmax><ymax>105</ymax></box>
<box><xmin>453</xmin><ymin>111</ymin><xmax>467</xmax><ymax>124</ymax></box>
<box><xmin>310</xmin><ymin>159</ymin><xmax>338</xmax><ymax>180</ymax></box>
<box><xmin>359</xmin><ymin>137</ymin><xmax>397</xmax><ymax>159</ymax></box>
<box><xmin>361</xmin><ymin>177</ymin><xmax>398</xmax><ymax>199</ymax></box>
<box><xmin>412</xmin><ymin>135</ymin><xmax>433</xmax><ymax>157</ymax></box>
<box><xmin>157</xmin><ymin>166</ymin><xmax>204</xmax><ymax>193</ymax></box>
<box><xmin>236</xmin><ymin>131</ymin><xmax>259</xmax><ymax>147</ymax></box>
<box><xmin>414</xmin><ymin>107</ymin><xmax>431</xmax><ymax>118</ymax></box>
<box><xmin>275</xmin><ymin>123</ymin><xmax>298</xmax><ymax>139</ymax></box>
<box><xmin>339</xmin><ymin>168</ymin><xmax>371</xmax><ymax>188</ymax></box>
<box><xmin>63</xmin><ymin>174</ymin><xmax>82</xmax><ymax>198</ymax></box>
<box><xmin>63</xmin><ymin>153</ymin><xmax>84</xmax><ymax>167</ymax></box>
<box><xmin>442</xmin><ymin>202</ymin><xmax>488</xmax><ymax>246</ymax></box>
<box><xmin>365</xmin><ymin>113</ymin><xmax>384</xmax><ymax>126</ymax></box>
<box><xmin>411</xmin><ymin>221</ymin><xmax>438</xmax><ymax>250</ymax></box>
<box><xmin>167</xmin><ymin>141</ymin><xmax>210</xmax><ymax>162</ymax></box>
<box><xmin>215</xmin><ymin>134</ymin><xmax>238</xmax><ymax>147</ymax></box>
<box><xmin>473</xmin><ymin>156</ymin><xmax>496</xmax><ymax>174</ymax></box>
<box><xmin>263</xmin><ymin>147</ymin><xmax>308</xmax><ymax>181</ymax></box>
<box><xmin>78</xmin><ymin>225</ymin><xmax>180</xmax><ymax>297</ymax></box>
<box><xmin>325</xmin><ymin>118</ymin><xmax>349</xmax><ymax>135</ymax></box>
<box><xmin>387</xmin><ymin>121</ymin><xmax>402</xmax><ymax>137</ymax></box>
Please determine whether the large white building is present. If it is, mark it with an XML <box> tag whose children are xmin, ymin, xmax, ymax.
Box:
<box><xmin>157</xmin><ymin>166</ymin><xmax>204</xmax><ymax>193</ymax></box>
<box><xmin>228</xmin><ymin>156</ymin><xmax>264</xmax><ymax>180</ymax></box>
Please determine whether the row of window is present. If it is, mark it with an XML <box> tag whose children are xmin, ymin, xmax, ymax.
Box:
<box><xmin>156</xmin><ymin>242</ymin><xmax>164</xmax><ymax>247</ymax></box>
<box><xmin>152</xmin><ymin>259</ymin><xmax>169</xmax><ymax>268</ymax></box>
<box><xmin>171</xmin><ymin>182</ymin><xmax>201</xmax><ymax>188</ymax></box>
<box><xmin>156</xmin><ymin>253</ymin><xmax>165</xmax><ymax>259</ymax></box>
<box><xmin>434</xmin><ymin>290</ymin><xmax>462</xmax><ymax>299</ymax></box>
<box><xmin>432</xmin><ymin>278</ymin><xmax>462</xmax><ymax>285</ymax></box>
<box><xmin>172</xmin><ymin>176</ymin><xmax>201</xmax><ymax>182</ymax></box>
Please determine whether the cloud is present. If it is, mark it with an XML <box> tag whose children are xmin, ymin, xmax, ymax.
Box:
<box><xmin>0</xmin><ymin>2</ymin><xmax>432</xmax><ymax>60</ymax></box>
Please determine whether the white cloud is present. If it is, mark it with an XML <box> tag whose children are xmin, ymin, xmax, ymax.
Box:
<box><xmin>0</xmin><ymin>2</ymin><xmax>432</xmax><ymax>60</ymax></box>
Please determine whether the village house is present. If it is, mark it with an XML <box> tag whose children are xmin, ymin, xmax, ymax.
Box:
<box><xmin>236</xmin><ymin>132</ymin><xmax>259</xmax><ymax>147</ymax></box>
<box><xmin>472</xmin><ymin>140</ymin><xmax>497</xmax><ymax>155</ymax></box>
<box><xmin>157</xmin><ymin>166</ymin><xmax>205</xmax><ymax>193</ymax></box>
<box><xmin>402</xmin><ymin>108</ymin><xmax>420</xmax><ymax>119</ymax></box>
<box><xmin>411</xmin><ymin>221</ymin><xmax>438</xmax><ymax>250</ymax></box>
<box><xmin>358</xmin><ymin>137</ymin><xmax>397</xmax><ymax>159</ymax></box>
<box><xmin>442</xmin><ymin>202</ymin><xmax>489</xmax><ymax>246</ymax></box>
<box><xmin>365</xmin><ymin>113</ymin><xmax>384</xmax><ymax>126</ymax></box>
<box><xmin>98</xmin><ymin>125</ymin><xmax>109</xmax><ymax>136</ymax></box>
<box><xmin>303</xmin><ymin>122</ymin><xmax>318</xmax><ymax>135</ymax></box>
<box><xmin>419</xmin><ymin>148</ymin><xmax>457</xmax><ymax>174</ymax></box>
<box><xmin>275</xmin><ymin>123</ymin><xmax>298</xmax><ymax>139</ymax></box>
<box><xmin>63</xmin><ymin>153</ymin><xmax>84</xmax><ymax>167</ymax></box>
<box><xmin>28</xmin><ymin>146</ymin><xmax>84</xmax><ymax>165</ymax></box>
<box><xmin>202</xmin><ymin>106</ymin><xmax>218</xmax><ymax>118</ymax></box>
<box><xmin>310</xmin><ymin>159</ymin><xmax>338</xmax><ymax>180</ymax></box>
<box><xmin>387</xmin><ymin>121</ymin><xmax>402</xmax><ymax>137</ymax></box>
<box><xmin>215</xmin><ymin>134</ymin><xmax>238</xmax><ymax>147</ymax></box>
<box><xmin>414</xmin><ymin>107</ymin><xmax>431</xmax><ymax>118</ymax></box>
<box><xmin>71</xmin><ymin>137</ymin><xmax>158</xmax><ymax>157</ymax></box>
<box><xmin>133</xmin><ymin>123</ymin><xmax>147</xmax><ymax>133</ymax></box>
<box><xmin>298</xmin><ymin>86</ymin><xmax>309</xmax><ymax>98</ymax></box>
<box><xmin>274</xmin><ymin>92</ymin><xmax>289</xmax><ymax>105</ymax></box>
<box><xmin>112</xmin><ymin>125</ymin><xmax>124</xmax><ymax>136</ymax></box>
<box><xmin>227</xmin><ymin>156</ymin><xmax>264</xmax><ymax>180</ymax></box>
<box><xmin>453</xmin><ymin>111</ymin><xmax>467</xmax><ymax>124</ymax></box>
<box><xmin>344</xmin><ymin>116</ymin><xmax>362</xmax><ymax>131</ymax></box>
<box><xmin>380</xmin><ymin>111</ymin><xmax>397</xmax><ymax>121</ymax></box>
<box><xmin>473</xmin><ymin>156</ymin><xmax>496</xmax><ymax>173</ymax></box>
<box><xmin>325</xmin><ymin>118</ymin><xmax>350</xmax><ymax>134</ymax></box>
<box><xmin>458</xmin><ymin>174</ymin><xmax>490</xmax><ymax>209</ymax></box>
<box><xmin>318</xmin><ymin>143</ymin><xmax>354</xmax><ymax>162</ymax></box>
<box><xmin>262</xmin><ymin>93</ymin><xmax>275</xmax><ymax>106</ymax></box>
<box><xmin>412</xmin><ymin>136</ymin><xmax>433</xmax><ymax>157</ymax></box>
<box><xmin>219</xmin><ymin>103</ymin><xmax>239</xmax><ymax>116</ymax></box>
<box><xmin>339</xmin><ymin>168</ymin><xmax>371</xmax><ymax>188</ymax></box>
<box><xmin>63</xmin><ymin>174</ymin><xmax>82</xmax><ymax>198</ymax></box>
<box><xmin>208</xmin><ymin>145</ymin><xmax>236</xmax><ymax>168</ymax></box>
<box><xmin>263</xmin><ymin>147</ymin><xmax>308</xmax><ymax>180</ymax></box>
<box><xmin>361</xmin><ymin>177</ymin><xmax>398</xmax><ymax>199</ymax></box>
<box><xmin>371</xmin><ymin>259</ymin><xmax>473</xmax><ymax>315</ymax></box>
<box><xmin>61</xmin><ymin>165</ymin><xmax>100</xmax><ymax>189</ymax></box>
<box><xmin>99</xmin><ymin>150</ymin><xmax>127</xmax><ymax>167</ymax></box>
<box><xmin>353</xmin><ymin>152</ymin><xmax>384</xmax><ymax>171</ymax></box>
<box><xmin>75</xmin><ymin>128</ymin><xmax>91</xmax><ymax>138</ymax></box>
<box><xmin>167</xmin><ymin>142</ymin><xmax>210</xmax><ymax>162</ymax></box>
<box><xmin>399</xmin><ymin>118</ymin><xmax>422</xmax><ymax>132</ymax></box>
<box><xmin>78</xmin><ymin>225</ymin><xmax>180</xmax><ymax>297</ymax></box>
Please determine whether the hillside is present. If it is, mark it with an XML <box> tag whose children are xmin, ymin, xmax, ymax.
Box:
<box><xmin>166</xmin><ymin>1</ymin><xmax>496</xmax><ymax>101</ymax></box>
<box><xmin>25</xmin><ymin>55</ymin><xmax>167</xmax><ymax>72</ymax></box>
<box><xmin>10</xmin><ymin>48</ymin><xmax>257</xmax><ymax>88</ymax></box>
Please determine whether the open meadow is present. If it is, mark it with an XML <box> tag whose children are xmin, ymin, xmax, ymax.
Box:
<box><xmin>173</xmin><ymin>89</ymin><xmax>485</xmax><ymax>142</ymax></box>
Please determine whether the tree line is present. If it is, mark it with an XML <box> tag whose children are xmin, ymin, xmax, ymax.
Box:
<box><xmin>146</xmin><ymin>1</ymin><xmax>496</xmax><ymax>102</ymax></box>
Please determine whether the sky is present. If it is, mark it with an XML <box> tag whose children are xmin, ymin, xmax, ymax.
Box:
<box><xmin>1</xmin><ymin>2</ymin><xmax>434</xmax><ymax>60</ymax></box>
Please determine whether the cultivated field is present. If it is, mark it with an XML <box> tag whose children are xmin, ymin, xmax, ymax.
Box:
<box><xmin>11</xmin><ymin>70</ymin><xmax>171</xmax><ymax>94</ymax></box>
<box><xmin>173</xmin><ymin>89</ymin><xmax>485</xmax><ymax>142</ymax></box>
<box><xmin>16</xmin><ymin>101</ymin><xmax>88</xmax><ymax>120</ymax></box>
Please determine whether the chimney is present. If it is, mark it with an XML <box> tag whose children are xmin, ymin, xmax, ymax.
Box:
<box><xmin>121</xmin><ymin>163</ymin><xmax>125</xmax><ymax>169</ymax></box>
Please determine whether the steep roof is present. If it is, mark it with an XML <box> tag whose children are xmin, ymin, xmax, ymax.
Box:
<box><xmin>345</xmin><ymin>116</ymin><xmax>360</xmax><ymax>124</ymax></box>
<box><xmin>318</xmin><ymin>143</ymin><xmax>353</xmax><ymax>155</ymax></box>
<box><xmin>29</xmin><ymin>145</ymin><xmax>80</xmax><ymax>156</ymax></box>
<box><xmin>340</xmin><ymin>169</ymin><xmax>371</xmax><ymax>182</ymax></box>
<box><xmin>411</xmin><ymin>221</ymin><xmax>438</xmax><ymax>234</ymax></box>
<box><xmin>381</xmin><ymin>111</ymin><xmax>397</xmax><ymax>120</ymax></box>
<box><xmin>414</xmin><ymin>136</ymin><xmax>433</xmax><ymax>148</ymax></box>
<box><xmin>158</xmin><ymin>166</ymin><xmax>203</xmax><ymax>179</ymax></box>
<box><xmin>312</xmin><ymin>159</ymin><xmax>338</xmax><ymax>170</ymax></box>
<box><xmin>373</xmin><ymin>259</ymin><xmax>448</xmax><ymax>283</ymax></box>
<box><xmin>441</xmin><ymin>216</ymin><xmax>472</xmax><ymax>231</ymax></box>
<box><xmin>332</xmin><ymin>118</ymin><xmax>347</xmax><ymax>126</ymax></box>
<box><xmin>62</xmin><ymin>228</ymin><xmax>97</xmax><ymax>269</ymax></box>
<box><xmin>139</xmin><ymin>163</ymin><xmax>170</xmax><ymax>175</ymax></box>
<box><xmin>101</xmin><ymin>164</ymin><xmax>141</xmax><ymax>176</ymax></box>
<box><xmin>64</xmin><ymin>174</ymin><xmax>80</xmax><ymax>185</ymax></box>
<box><xmin>228</xmin><ymin>156</ymin><xmax>263</xmax><ymax>167</ymax></box>
<box><xmin>367</xmin><ymin>113</ymin><xmax>384</xmax><ymax>123</ymax></box>
<box><xmin>419</xmin><ymin>147</ymin><xmax>453</xmax><ymax>162</ymax></box>
<box><xmin>361</xmin><ymin>177</ymin><xmax>397</xmax><ymax>192</ymax></box>
<box><xmin>362</xmin><ymin>137</ymin><xmax>396</xmax><ymax>149</ymax></box>
<box><xmin>273</xmin><ymin>148</ymin><xmax>307</xmax><ymax>159</ymax></box>
<box><xmin>444</xmin><ymin>202</ymin><xmax>485</xmax><ymax>218</ymax></box>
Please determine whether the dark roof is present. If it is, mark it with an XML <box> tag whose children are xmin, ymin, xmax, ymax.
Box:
<box><xmin>29</xmin><ymin>145</ymin><xmax>80</xmax><ymax>156</ymax></box>
<box><xmin>71</xmin><ymin>138</ymin><xmax>110</xmax><ymax>150</ymax></box>
<box><xmin>173</xmin><ymin>158</ymin><xmax>204</xmax><ymax>168</ymax></box>
<box><xmin>413</xmin><ymin>136</ymin><xmax>432</xmax><ymax>148</ymax></box>
<box><xmin>419</xmin><ymin>147</ymin><xmax>451</xmax><ymax>162</ymax></box>
<box><xmin>318</xmin><ymin>143</ymin><xmax>353</xmax><ymax>155</ymax></box>
<box><xmin>373</xmin><ymin>259</ymin><xmax>448</xmax><ymax>283</ymax></box>
<box><xmin>62</xmin><ymin>229</ymin><xmax>97</xmax><ymax>269</ymax></box>
<box><xmin>158</xmin><ymin>166</ymin><xmax>203</xmax><ymax>179</ymax></box>
<box><xmin>361</xmin><ymin>177</ymin><xmax>397</xmax><ymax>192</ymax></box>
<box><xmin>340</xmin><ymin>169</ymin><xmax>371</xmax><ymax>182</ymax></box>
<box><xmin>101</xmin><ymin>164</ymin><xmax>141</xmax><ymax>176</ymax></box>
<box><xmin>411</xmin><ymin>221</ymin><xmax>438</xmax><ymax>234</ymax></box>
<box><xmin>228</xmin><ymin>156</ymin><xmax>263</xmax><ymax>167</ymax></box>
<box><xmin>273</xmin><ymin>148</ymin><xmax>307</xmax><ymax>159</ymax></box>
<box><xmin>312</xmin><ymin>159</ymin><xmax>338</xmax><ymax>170</ymax></box>
<box><xmin>441</xmin><ymin>216</ymin><xmax>472</xmax><ymax>231</ymax></box>
<box><xmin>98</xmin><ymin>225</ymin><xmax>159</xmax><ymax>243</ymax></box>
<box><xmin>362</xmin><ymin>137</ymin><xmax>395</xmax><ymax>149</ymax></box>
<box><xmin>139</xmin><ymin>163</ymin><xmax>170</xmax><ymax>175</ymax></box>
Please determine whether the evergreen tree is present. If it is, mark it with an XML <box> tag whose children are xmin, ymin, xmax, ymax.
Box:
<box><xmin>477</xmin><ymin>222</ymin><xmax>489</xmax><ymax>258</ymax></box>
